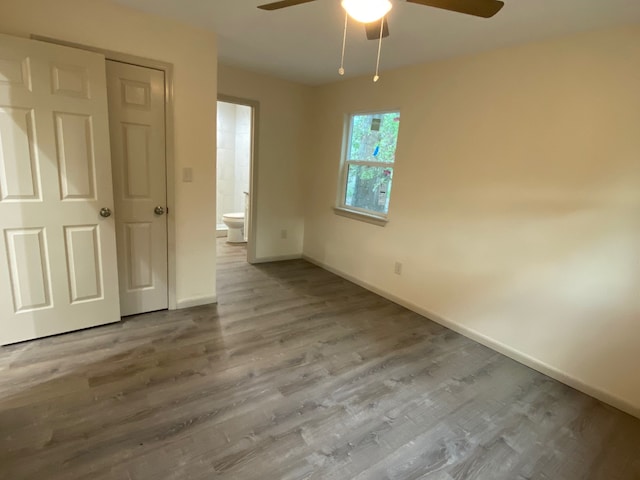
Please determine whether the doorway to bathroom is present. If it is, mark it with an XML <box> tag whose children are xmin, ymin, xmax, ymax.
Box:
<box><xmin>216</xmin><ymin>96</ymin><xmax>258</xmax><ymax>264</ymax></box>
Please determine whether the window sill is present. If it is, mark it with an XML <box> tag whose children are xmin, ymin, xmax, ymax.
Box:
<box><xmin>333</xmin><ymin>207</ymin><xmax>388</xmax><ymax>227</ymax></box>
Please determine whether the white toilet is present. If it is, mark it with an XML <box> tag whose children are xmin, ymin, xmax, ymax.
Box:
<box><xmin>222</xmin><ymin>212</ymin><xmax>245</xmax><ymax>243</ymax></box>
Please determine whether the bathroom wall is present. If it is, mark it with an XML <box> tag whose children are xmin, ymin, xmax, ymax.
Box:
<box><xmin>234</xmin><ymin>105</ymin><xmax>252</xmax><ymax>218</ymax></box>
<box><xmin>216</xmin><ymin>101</ymin><xmax>251</xmax><ymax>227</ymax></box>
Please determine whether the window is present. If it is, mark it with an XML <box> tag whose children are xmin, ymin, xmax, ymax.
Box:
<box><xmin>337</xmin><ymin>111</ymin><xmax>400</xmax><ymax>224</ymax></box>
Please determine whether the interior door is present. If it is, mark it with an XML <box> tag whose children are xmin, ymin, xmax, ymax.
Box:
<box><xmin>0</xmin><ymin>34</ymin><xmax>120</xmax><ymax>345</ymax></box>
<box><xmin>105</xmin><ymin>61</ymin><xmax>168</xmax><ymax>316</ymax></box>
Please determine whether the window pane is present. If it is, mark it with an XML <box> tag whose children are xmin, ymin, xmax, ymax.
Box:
<box><xmin>348</xmin><ymin>112</ymin><xmax>400</xmax><ymax>163</ymax></box>
<box><xmin>344</xmin><ymin>165</ymin><xmax>393</xmax><ymax>214</ymax></box>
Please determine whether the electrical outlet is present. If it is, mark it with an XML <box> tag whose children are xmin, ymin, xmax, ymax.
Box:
<box><xmin>281</xmin><ymin>229</ymin><xmax>288</xmax><ymax>239</ymax></box>
<box><xmin>394</xmin><ymin>261</ymin><xmax>402</xmax><ymax>275</ymax></box>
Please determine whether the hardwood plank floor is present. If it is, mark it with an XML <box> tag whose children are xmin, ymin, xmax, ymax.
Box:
<box><xmin>1</xmin><ymin>237</ymin><xmax>640</xmax><ymax>479</ymax></box>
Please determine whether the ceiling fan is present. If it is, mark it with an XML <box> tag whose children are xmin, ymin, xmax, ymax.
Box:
<box><xmin>257</xmin><ymin>0</ymin><xmax>505</xmax><ymax>81</ymax></box>
<box><xmin>258</xmin><ymin>0</ymin><xmax>505</xmax><ymax>41</ymax></box>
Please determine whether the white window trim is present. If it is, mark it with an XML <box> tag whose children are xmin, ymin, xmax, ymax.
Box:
<box><xmin>335</xmin><ymin>110</ymin><xmax>399</xmax><ymax>227</ymax></box>
<box><xmin>332</xmin><ymin>206</ymin><xmax>389</xmax><ymax>226</ymax></box>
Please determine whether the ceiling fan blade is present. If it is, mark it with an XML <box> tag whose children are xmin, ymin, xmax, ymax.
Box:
<box><xmin>257</xmin><ymin>0</ymin><xmax>317</xmax><ymax>10</ymax></box>
<box><xmin>365</xmin><ymin>18</ymin><xmax>390</xmax><ymax>41</ymax></box>
<box><xmin>406</xmin><ymin>0</ymin><xmax>504</xmax><ymax>18</ymax></box>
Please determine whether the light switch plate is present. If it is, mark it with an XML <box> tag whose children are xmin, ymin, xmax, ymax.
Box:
<box><xmin>183</xmin><ymin>167</ymin><xmax>193</xmax><ymax>183</ymax></box>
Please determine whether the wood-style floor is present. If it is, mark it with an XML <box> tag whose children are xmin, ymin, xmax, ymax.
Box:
<box><xmin>1</xmin><ymin>238</ymin><xmax>640</xmax><ymax>479</ymax></box>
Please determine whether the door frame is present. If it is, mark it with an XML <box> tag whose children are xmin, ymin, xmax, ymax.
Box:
<box><xmin>31</xmin><ymin>35</ymin><xmax>178</xmax><ymax>310</ymax></box>
<box><xmin>217</xmin><ymin>94</ymin><xmax>260</xmax><ymax>264</ymax></box>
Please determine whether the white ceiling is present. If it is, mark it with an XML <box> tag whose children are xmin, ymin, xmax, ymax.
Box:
<box><xmin>114</xmin><ymin>0</ymin><xmax>640</xmax><ymax>85</ymax></box>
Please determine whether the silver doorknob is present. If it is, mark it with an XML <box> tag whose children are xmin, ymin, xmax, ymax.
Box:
<box><xmin>99</xmin><ymin>207</ymin><xmax>112</xmax><ymax>218</ymax></box>
<box><xmin>154</xmin><ymin>206</ymin><xmax>165</xmax><ymax>215</ymax></box>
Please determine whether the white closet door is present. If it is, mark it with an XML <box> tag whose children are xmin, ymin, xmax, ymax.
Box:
<box><xmin>0</xmin><ymin>34</ymin><xmax>120</xmax><ymax>345</ymax></box>
<box><xmin>106</xmin><ymin>60</ymin><xmax>168</xmax><ymax>316</ymax></box>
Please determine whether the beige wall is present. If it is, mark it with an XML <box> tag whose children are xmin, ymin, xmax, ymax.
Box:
<box><xmin>218</xmin><ymin>64</ymin><xmax>312</xmax><ymax>261</ymax></box>
<box><xmin>0</xmin><ymin>0</ymin><xmax>218</xmax><ymax>307</ymax></box>
<box><xmin>303</xmin><ymin>26</ymin><xmax>640</xmax><ymax>417</ymax></box>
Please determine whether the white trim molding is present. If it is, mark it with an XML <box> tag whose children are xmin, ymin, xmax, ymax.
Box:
<box><xmin>252</xmin><ymin>254</ymin><xmax>302</xmax><ymax>264</ymax></box>
<box><xmin>333</xmin><ymin>206</ymin><xmax>388</xmax><ymax>227</ymax></box>
<box><xmin>175</xmin><ymin>295</ymin><xmax>218</xmax><ymax>309</ymax></box>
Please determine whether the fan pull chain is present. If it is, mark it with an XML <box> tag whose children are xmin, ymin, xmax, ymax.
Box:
<box><xmin>373</xmin><ymin>16</ymin><xmax>385</xmax><ymax>82</ymax></box>
<box><xmin>338</xmin><ymin>11</ymin><xmax>348</xmax><ymax>76</ymax></box>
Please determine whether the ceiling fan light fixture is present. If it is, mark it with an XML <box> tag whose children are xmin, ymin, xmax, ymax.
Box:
<box><xmin>341</xmin><ymin>0</ymin><xmax>392</xmax><ymax>23</ymax></box>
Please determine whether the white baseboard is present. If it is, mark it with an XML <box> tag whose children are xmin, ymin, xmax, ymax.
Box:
<box><xmin>251</xmin><ymin>254</ymin><xmax>301</xmax><ymax>264</ymax></box>
<box><xmin>175</xmin><ymin>295</ymin><xmax>217</xmax><ymax>309</ymax></box>
<box><xmin>302</xmin><ymin>254</ymin><xmax>640</xmax><ymax>420</ymax></box>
